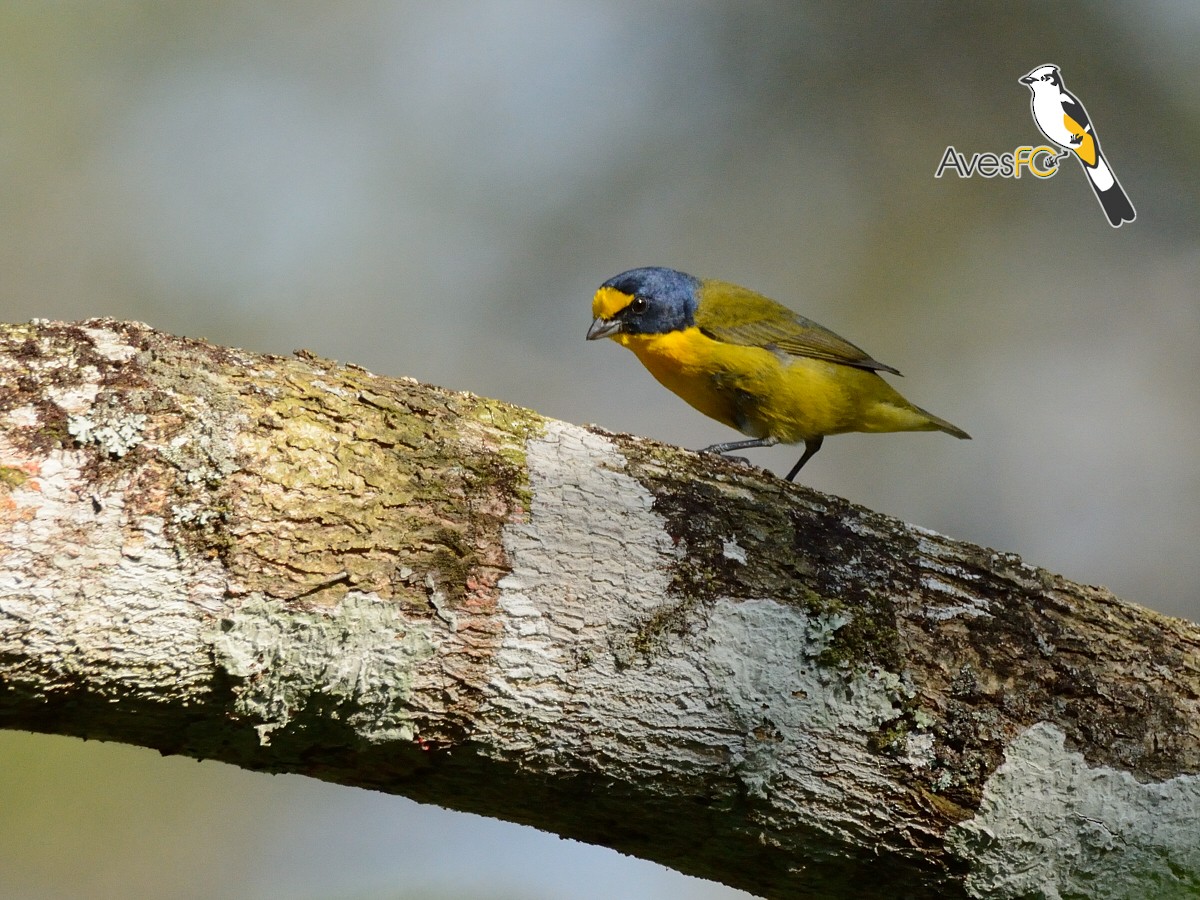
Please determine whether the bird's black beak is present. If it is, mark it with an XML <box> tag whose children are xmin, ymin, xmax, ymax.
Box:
<box><xmin>586</xmin><ymin>317</ymin><xmax>622</xmax><ymax>340</ymax></box>
<box><xmin>1019</xmin><ymin>74</ymin><xmax>1034</xmax><ymax>85</ymax></box>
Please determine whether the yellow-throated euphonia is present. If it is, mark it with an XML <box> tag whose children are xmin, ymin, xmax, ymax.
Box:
<box><xmin>586</xmin><ymin>267</ymin><xmax>969</xmax><ymax>480</ymax></box>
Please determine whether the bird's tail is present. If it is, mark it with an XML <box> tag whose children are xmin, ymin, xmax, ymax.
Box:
<box><xmin>912</xmin><ymin>405</ymin><xmax>971</xmax><ymax>440</ymax></box>
<box><xmin>866</xmin><ymin>397</ymin><xmax>971</xmax><ymax>439</ymax></box>
<box><xmin>1084</xmin><ymin>151</ymin><xmax>1136</xmax><ymax>226</ymax></box>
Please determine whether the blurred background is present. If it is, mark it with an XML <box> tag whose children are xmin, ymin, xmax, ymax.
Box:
<box><xmin>2</xmin><ymin>2</ymin><xmax>1197</xmax><ymax>898</ymax></box>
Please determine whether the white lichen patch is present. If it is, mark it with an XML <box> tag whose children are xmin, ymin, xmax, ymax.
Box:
<box><xmin>4</xmin><ymin>406</ymin><xmax>40</xmax><ymax>428</ymax></box>
<box><xmin>493</xmin><ymin>420</ymin><xmax>913</xmax><ymax>846</ymax></box>
<box><xmin>0</xmin><ymin>331</ymin><xmax>252</xmax><ymax>710</ymax></box>
<box><xmin>920</xmin><ymin>579</ymin><xmax>992</xmax><ymax>621</ymax></box>
<box><xmin>425</xmin><ymin>570</ymin><xmax>458</xmax><ymax>632</ymax></box>
<box><xmin>81</xmin><ymin>326</ymin><xmax>140</xmax><ymax>362</ymax></box>
<box><xmin>47</xmin><ymin>381</ymin><xmax>101</xmax><ymax>415</ymax></box>
<box><xmin>902</xmin><ymin>731</ymin><xmax>936</xmax><ymax>769</ymax></box>
<box><xmin>721</xmin><ymin>536</ymin><xmax>747</xmax><ymax>564</ymax></box>
<box><xmin>0</xmin><ymin>441</ymin><xmax>225</xmax><ymax>696</ymax></box>
<box><xmin>698</xmin><ymin>598</ymin><xmax>906</xmax><ymax>809</ymax></box>
<box><xmin>211</xmin><ymin>592</ymin><xmax>437</xmax><ymax>745</ymax></box>
<box><xmin>949</xmin><ymin>722</ymin><xmax>1200</xmax><ymax>899</ymax></box>
<box><xmin>911</xmin><ymin>531</ymin><xmax>992</xmax><ymax>620</ymax></box>
<box><xmin>495</xmin><ymin>420</ymin><xmax>673</xmax><ymax>692</ymax></box>
<box><xmin>309</xmin><ymin>379</ymin><xmax>350</xmax><ymax>398</ymax></box>
<box><xmin>68</xmin><ymin>412</ymin><xmax>147</xmax><ymax>458</ymax></box>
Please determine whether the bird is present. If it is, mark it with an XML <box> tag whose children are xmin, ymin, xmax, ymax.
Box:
<box><xmin>586</xmin><ymin>267</ymin><xmax>970</xmax><ymax>480</ymax></box>
<box><xmin>1020</xmin><ymin>64</ymin><xmax>1135</xmax><ymax>227</ymax></box>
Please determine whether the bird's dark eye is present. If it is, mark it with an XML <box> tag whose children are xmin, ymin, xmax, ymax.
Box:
<box><xmin>630</xmin><ymin>296</ymin><xmax>647</xmax><ymax>314</ymax></box>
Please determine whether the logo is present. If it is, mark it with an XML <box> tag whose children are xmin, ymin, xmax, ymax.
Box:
<box><xmin>936</xmin><ymin>65</ymin><xmax>1135</xmax><ymax>228</ymax></box>
<box><xmin>1019</xmin><ymin>64</ymin><xmax>1135</xmax><ymax>227</ymax></box>
<box><xmin>934</xmin><ymin>145</ymin><xmax>1059</xmax><ymax>180</ymax></box>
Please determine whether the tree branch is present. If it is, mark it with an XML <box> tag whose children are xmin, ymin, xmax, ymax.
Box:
<box><xmin>2</xmin><ymin>319</ymin><xmax>1198</xmax><ymax>899</ymax></box>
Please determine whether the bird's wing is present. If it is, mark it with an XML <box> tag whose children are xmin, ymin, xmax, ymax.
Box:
<box><xmin>695</xmin><ymin>281</ymin><xmax>901</xmax><ymax>375</ymax></box>
<box><xmin>1060</xmin><ymin>91</ymin><xmax>1092</xmax><ymax>131</ymax></box>
<box><xmin>1058</xmin><ymin>91</ymin><xmax>1098</xmax><ymax>165</ymax></box>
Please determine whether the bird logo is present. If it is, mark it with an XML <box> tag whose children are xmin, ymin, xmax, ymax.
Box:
<box><xmin>1020</xmin><ymin>64</ymin><xmax>1135</xmax><ymax>227</ymax></box>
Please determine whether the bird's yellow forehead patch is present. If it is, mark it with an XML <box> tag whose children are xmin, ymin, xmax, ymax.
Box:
<box><xmin>593</xmin><ymin>286</ymin><xmax>633</xmax><ymax>320</ymax></box>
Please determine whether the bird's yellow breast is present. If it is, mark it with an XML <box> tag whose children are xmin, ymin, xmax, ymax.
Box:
<box><xmin>614</xmin><ymin>327</ymin><xmax>911</xmax><ymax>443</ymax></box>
<box><xmin>1063</xmin><ymin>114</ymin><xmax>1097</xmax><ymax>166</ymax></box>
<box><xmin>615</xmin><ymin>328</ymin><xmax>766</xmax><ymax>433</ymax></box>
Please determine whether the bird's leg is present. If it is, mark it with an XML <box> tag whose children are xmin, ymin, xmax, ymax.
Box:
<box><xmin>784</xmin><ymin>437</ymin><xmax>824</xmax><ymax>481</ymax></box>
<box><xmin>698</xmin><ymin>436</ymin><xmax>778</xmax><ymax>456</ymax></box>
<box><xmin>697</xmin><ymin>436</ymin><xmax>778</xmax><ymax>470</ymax></box>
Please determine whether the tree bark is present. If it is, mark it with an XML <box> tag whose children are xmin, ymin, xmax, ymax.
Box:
<box><xmin>1</xmin><ymin>319</ymin><xmax>1198</xmax><ymax>899</ymax></box>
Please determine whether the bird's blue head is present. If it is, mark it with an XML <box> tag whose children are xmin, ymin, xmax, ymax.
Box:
<box><xmin>587</xmin><ymin>267</ymin><xmax>701</xmax><ymax>341</ymax></box>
